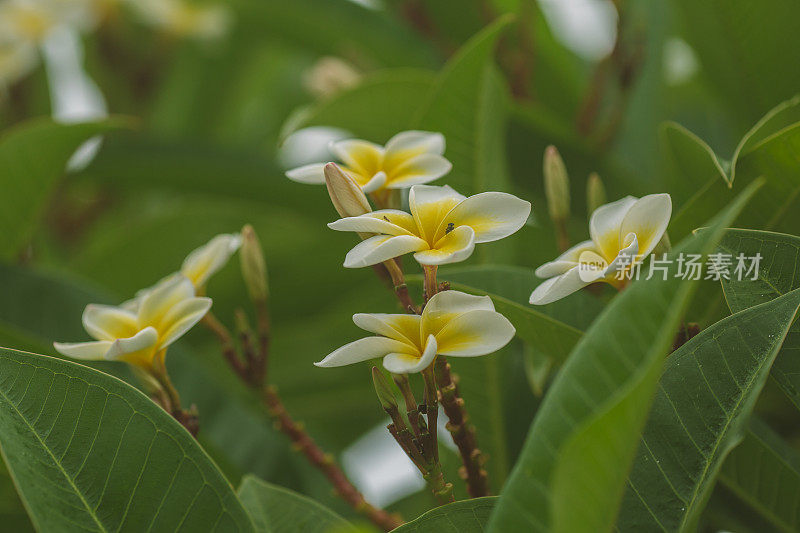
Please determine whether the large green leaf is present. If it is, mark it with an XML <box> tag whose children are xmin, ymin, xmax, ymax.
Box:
<box><xmin>279</xmin><ymin>69</ymin><xmax>436</xmax><ymax>143</ymax></box>
<box><xmin>413</xmin><ymin>15</ymin><xmax>514</xmax><ymax>195</ymax></box>
<box><xmin>237</xmin><ymin>475</ymin><xmax>352</xmax><ymax>532</ymax></box>
<box><xmin>673</xmin><ymin>0</ymin><xmax>800</xmax><ymax>124</ymax></box>
<box><xmin>716</xmin><ymin>419</ymin><xmax>800</xmax><ymax>533</ymax></box>
<box><xmin>488</xmin><ymin>183</ymin><xmax>760</xmax><ymax>533</ymax></box>
<box><xmin>392</xmin><ymin>497</ymin><xmax>496</xmax><ymax>532</ymax></box>
<box><xmin>717</xmin><ymin>229</ymin><xmax>800</xmax><ymax>411</ymax></box>
<box><xmin>616</xmin><ymin>289</ymin><xmax>800</xmax><ymax>531</ymax></box>
<box><xmin>666</xmin><ymin>97</ymin><xmax>800</xmax><ymax>240</ymax></box>
<box><xmin>0</xmin><ymin>118</ymin><xmax>130</xmax><ymax>259</ymax></box>
<box><xmin>0</xmin><ymin>348</ymin><xmax>253</xmax><ymax>532</ymax></box>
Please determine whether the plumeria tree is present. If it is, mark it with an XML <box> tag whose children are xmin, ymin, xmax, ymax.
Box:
<box><xmin>1</xmin><ymin>1</ymin><xmax>800</xmax><ymax>532</ymax></box>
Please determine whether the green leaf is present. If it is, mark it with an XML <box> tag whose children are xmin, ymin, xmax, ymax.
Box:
<box><xmin>673</xmin><ymin>0</ymin><xmax>800</xmax><ymax>124</ymax></box>
<box><xmin>616</xmin><ymin>289</ymin><xmax>800</xmax><ymax>531</ymax></box>
<box><xmin>0</xmin><ymin>118</ymin><xmax>130</xmax><ymax>259</ymax></box>
<box><xmin>717</xmin><ymin>229</ymin><xmax>800</xmax><ymax>411</ymax></box>
<box><xmin>666</xmin><ymin>97</ymin><xmax>800</xmax><ymax>240</ymax></box>
<box><xmin>392</xmin><ymin>497</ymin><xmax>496</xmax><ymax>532</ymax></box>
<box><xmin>0</xmin><ymin>348</ymin><xmax>253</xmax><ymax>532</ymax></box>
<box><xmin>488</xmin><ymin>182</ymin><xmax>761</xmax><ymax>533</ymax></box>
<box><xmin>413</xmin><ymin>15</ymin><xmax>514</xmax><ymax>195</ymax></box>
<box><xmin>279</xmin><ymin>69</ymin><xmax>436</xmax><ymax>143</ymax></box>
<box><xmin>237</xmin><ymin>475</ymin><xmax>352</xmax><ymax>532</ymax></box>
<box><xmin>716</xmin><ymin>419</ymin><xmax>800</xmax><ymax>533</ymax></box>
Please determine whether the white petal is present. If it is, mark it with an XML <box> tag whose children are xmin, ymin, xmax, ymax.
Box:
<box><xmin>534</xmin><ymin>240</ymin><xmax>598</xmax><ymax>278</ymax></box>
<box><xmin>422</xmin><ymin>290</ymin><xmax>496</xmax><ymax>338</ymax></box>
<box><xmin>604</xmin><ymin>233</ymin><xmax>639</xmax><ymax>277</ymax></box>
<box><xmin>408</xmin><ymin>184</ymin><xmax>466</xmax><ymax>241</ymax></box>
<box><xmin>529</xmin><ymin>265</ymin><xmax>603</xmax><ymax>305</ymax></box>
<box><xmin>181</xmin><ymin>233</ymin><xmax>242</xmax><ymax>288</ymax></box>
<box><xmin>353</xmin><ymin>313</ymin><xmax>421</xmax><ymax>346</ymax></box>
<box><xmin>438</xmin><ymin>192</ymin><xmax>531</xmax><ymax>243</ymax></box>
<box><xmin>435</xmin><ymin>310</ymin><xmax>515</xmax><ymax>357</ymax></box>
<box><xmin>385</xmin><ymin>154</ymin><xmax>452</xmax><ymax>188</ymax></box>
<box><xmin>105</xmin><ymin>327</ymin><xmax>160</xmax><ymax>364</ymax></box>
<box><xmin>413</xmin><ymin>225</ymin><xmax>475</xmax><ymax>266</ymax></box>
<box><xmin>385</xmin><ymin>130</ymin><xmax>445</xmax><ymax>156</ymax></box>
<box><xmin>138</xmin><ymin>275</ymin><xmax>196</xmax><ymax>327</ymax></box>
<box><xmin>383</xmin><ymin>335</ymin><xmax>438</xmax><ymax>374</ymax></box>
<box><xmin>343</xmin><ymin>235</ymin><xmax>428</xmax><ymax>268</ymax></box>
<box><xmin>619</xmin><ymin>193</ymin><xmax>672</xmax><ymax>259</ymax></box>
<box><xmin>158</xmin><ymin>297</ymin><xmax>212</xmax><ymax>348</ymax></box>
<box><xmin>82</xmin><ymin>304</ymin><xmax>139</xmax><ymax>341</ymax></box>
<box><xmin>328</xmin><ymin>211</ymin><xmax>414</xmax><ymax>236</ymax></box>
<box><xmin>361</xmin><ymin>171</ymin><xmax>387</xmax><ymax>193</ymax></box>
<box><xmin>53</xmin><ymin>340</ymin><xmax>113</xmax><ymax>361</ymax></box>
<box><xmin>315</xmin><ymin>336</ymin><xmax>412</xmax><ymax>368</ymax></box>
<box><xmin>286</xmin><ymin>162</ymin><xmax>327</xmax><ymax>184</ymax></box>
<box><xmin>590</xmin><ymin>196</ymin><xmax>637</xmax><ymax>261</ymax></box>
<box><xmin>330</xmin><ymin>139</ymin><xmax>384</xmax><ymax>176</ymax></box>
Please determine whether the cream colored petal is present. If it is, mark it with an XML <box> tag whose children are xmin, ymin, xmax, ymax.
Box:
<box><xmin>315</xmin><ymin>336</ymin><xmax>413</xmax><ymax>368</ymax></box>
<box><xmin>361</xmin><ymin>171</ymin><xmax>387</xmax><ymax>193</ymax></box>
<box><xmin>330</xmin><ymin>139</ymin><xmax>384</xmax><ymax>177</ymax></box>
<box><xmin>353</xmin><ymin>313</ymin><xmax>421</xmax><ymax>347</ymax></box>
<box><xmin>53</xmin><ymin>340</ymin><xmax>113</xmax><ymax>361</ymax></box>
<box><xmin>413</xmin><ymin>225</ymin><xmax>475</xmax><ymax>266</ymax></box>
<box><xmin>82</xmin><ymin>304</ymin><xmax>139</xmax><ymax>341</ymax></box>
<box><xmin>285</xmin><ymin>162</ymin><xmax>327</xmax><ymax>184</ymax></box>
<box><xmin>421</xmin><ymin>290</ymin><xmax>495</xmax><ymax>339</ymax></box>
<box><xmin>408</xmin><ymin>184</ymin><xmax>466</xmax><ymax>242</ymax></box>
<box><xmin>619</xmin><ymin>193</ymin><xmax>672</xmax><ymax>259</ymax></box>
<box><xmin>529</xmin><ymin>265</ymin><xmax>603</xmax><ymax>305</ymax></box>
<box><xmin>382</xmin><ymin>334</ymin><xmax>438</xmax><ymax>374</ymax></box>
<box><xmin>384</xmin><ymin>130</ymin><xmax>445</xmax><ymax>156</ymax></box>
<box><xmin>343</xmin><ymin>235</ymin><xmax>428</xmax><ymax>268</ymax></box>
<box><xmin>328</xmin><ymin>211</ymin><xmax>414</xmax><ymax>237</ymax></box>
<box><xmin>158</xmin><ymin>297</ymin><xmax>212</xmax><ymax>348</ymax></box>
<box><xmin>589</xmin><ymin>196</ymin><xmax>637</xmax><ymax>261</ymax></box>
<box><xmin>534</xmin><ymin>240</ymin><xmax>598</xmax><ymax>278</ymax></box>
<box><xmin>138</xmin><ymin>275</ymin><xmax>196</xmax><ymax>328</ymax></box>
<box><xmin>181</xmin><ymin>233</ymin><xmax>242</xmax><ymax>288</ymax></box>
<box><xmin>604</xmin><ymin>233</ymin><xmax>639</xmax><ymax>277</ymax></box>
<box><xmin>437</xmin><ymin>192</ymin><xmax>531</xmax><ymax>243</ymax></box>
<box><xmin>105</xmin><ymin>327</ymin><xmax>160</xmax><ymax>366</ymax></box>
<box><xmin>385</xmin><ymin>154</ymin><xmax>452</xmax><ymax>189</ymax></box>
<box><xmin>435</xmin><ymin>309</ymin><xmax>515</xmax><ymax>357</ymax></box>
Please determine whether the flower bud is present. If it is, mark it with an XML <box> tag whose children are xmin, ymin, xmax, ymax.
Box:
<box><xmin>240</xmin><ymin>225</ymin><xmax>269</xmax><ymax>303</ymax></box>
<box><xmin>324</xmin><ymin>163</ymin><xmax>371</xmax><ymax>218</ymax></box>
<box><xmin>371</xmin><ymin>366</ymin><xmax>398</xmax><ymax>412</ymax></box>
<box><xmin>543</xmin><ymin>145</ymin><xmax>570</xmax><ymax>222</ymax></box>
<box><xmin>586</xmin><ymin>172</ymin><xmax>606</xmax><ymax>217</ymax></box>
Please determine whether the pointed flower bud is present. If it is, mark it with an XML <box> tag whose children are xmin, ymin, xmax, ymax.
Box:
<box><xmin>543</xmin><ymin>145</ymin><xmax>570</xmax><ymax>222</ymax></box>
<box><xmin>324</xmin><ymin>163</ymin><xmax>371</xmax><ymax>218</ymax></box>
<box><xmin>372</xmin><ymin>366</ymin><xmax>398</xmax><ymax>411</ymax></box>
<box><xmin>586</xmin><ymin>172</ymin><xmax>606</xmax><ymax>217</ymax></box>
<box><xmin>240</xmin><ymin>225</ymin><xmax>269</xmax><ymax>303</ymax></box>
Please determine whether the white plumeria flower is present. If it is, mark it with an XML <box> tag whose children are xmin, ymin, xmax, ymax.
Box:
<box><xmin>316</xmin><ymin>291</ymin><xmax>515</xmax><ymax>374</ymax></box>
<box><xmin>329</xmin><ymin>184</ymin><xmax>531</xmax><ymax>267</ymax></box>
<box><xmin>127</xmin><ymin>0</ymin><xmax>231</xmax><ymax>39</ymax></box>
<box><xmin>286</xmin><ymin>131</ymin><xmax>453</xmax><ymax>194</ymax></box>
<box><xmin>530</xmin><ymin>193</ymin><xmax>672</xmax><ymax>305</ymax></box>
<box><xmin>54</xmin><ymin>275</ymin><xmax>211</xmax><ymax>368</ymax></box>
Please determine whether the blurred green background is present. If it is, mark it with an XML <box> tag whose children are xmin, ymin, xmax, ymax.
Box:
<box><xmin>1</xmin><ymin>0</ymin><xmax>799</xmax><ymax>529</ymax></box>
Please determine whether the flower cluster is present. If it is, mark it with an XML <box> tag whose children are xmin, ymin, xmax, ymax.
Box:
<box><xmin>54</xmin><ymin>233</ymin><xmax>241</xmax><ymax>370</ymax></box>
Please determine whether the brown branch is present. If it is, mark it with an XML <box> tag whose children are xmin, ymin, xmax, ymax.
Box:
<box><xmin>262</xmin><ymin>386</ymin><xmax>403</xmax><ymax>531</ymax></box>
<box><xmin>434</xmin><ymin>357</ymin><xmax>489</xmax><ymax>497</ymax></box>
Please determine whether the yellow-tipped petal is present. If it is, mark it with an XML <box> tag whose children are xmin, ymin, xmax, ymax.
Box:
<box><xmin>436</xmin><ymin>191</ymin><xmax>531</xmax><ymax>243</ymax></box>
<box><xmin>619</xmin><ymin>193</ymin><xmax>672</xmax><ymax>259</ymax></box>
<box><xmin>158</xmin><ymin>297</ymin><xmax>212</xmax><ymax>348</ymax></box>
<box><xmin>82</xmin><ymin>304</ymin><xmax>139</xmax><ymax>341</ymax></box>
<box><xmin>413</xmin><ymin>225</ymin><xmax>475</xmax><ymax>266</ymax></box>
<box><xmin>343</xmin><ymin>234</ymin><xmax>427</xmax><ymax>268</ymax></box>
<box><xmin>589</xmin><ymin>196</ymin><xmax>637</xmax><ymax>262</ymax></box>
<box><xmin>181</xmin><ymin>233</ymin><xmax>242</xmax><ymax>288</ymax></box>
<box><xmin>408</xmin><ymin>184</ymin><xmax>465</xmax><ymax>243</ymax></box>
<box><xmin>384</xmin><ymin>153</ymin><xmax>451</xmax><ymax>188</ymax></box>
<box><xmin>315</xmin><ymin>336</ymin><xmax>412</xmax><ymax>368</ymax></box>
<box><xmin>329</xmin><ymin>139</ymin><xmax>384</xmax><ymax>178</ymax></box>
<box><xmin>353</xmin><ymin>313</ymin><xmax>421</xmax><ymax>348</ymax></box>
<box><xmin>286</xmin><ymin>162</ymin><xmax>327</xmax><ymax>184</ymax></box>
<box><xmin>105</xmin><ymin>327</ymin><xmax>160</xmax><ymax>366</ymax></box>
<box><xmin>53</xmin><ymin>340</ymin><xmax>113</xmax><ymax>361</ymax></box>
<box><xmin>383</xmin><ymin>334</ymin><xmax>437</xmax><ymax>374</ymax></box>
<box><xmin>434</xmin><ymin>310</ymin><xmax>515</xmax><ymax>357</ymax></box>
<box><xmin>137</xmin><ymin>275</ymin><xmax>196</xmax><ymax>328</ymax></box>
